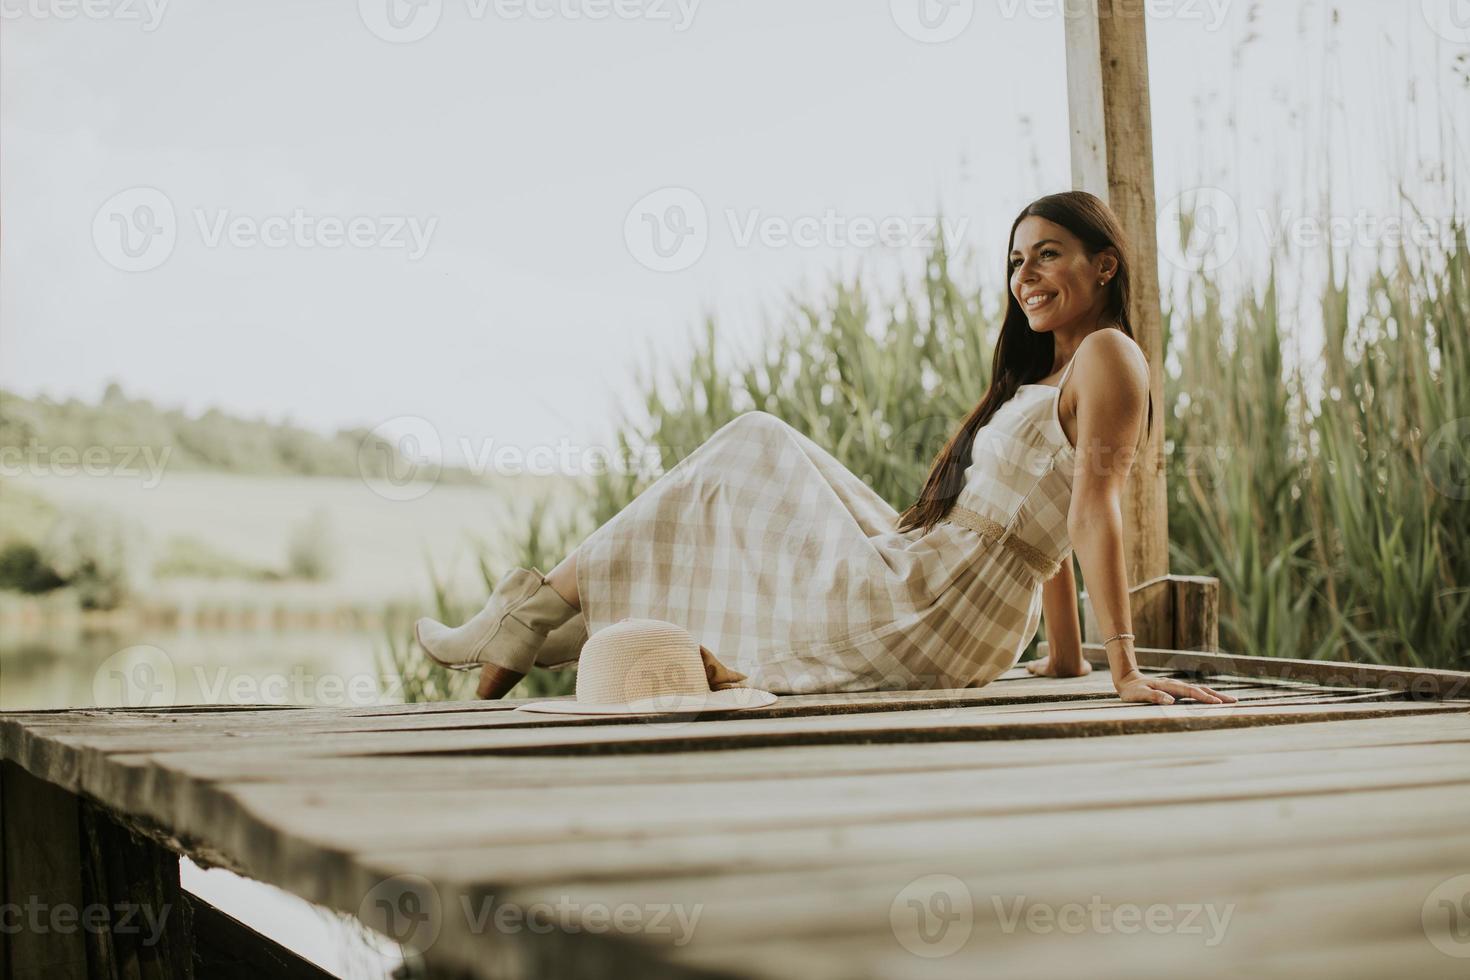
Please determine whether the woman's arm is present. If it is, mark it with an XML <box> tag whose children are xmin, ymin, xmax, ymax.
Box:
<box><xmin>1064</xmin><ymin>331</ymin><xmax>1235</xmax><ymax>705</ymax></box>
<box><xmin>1025</xmin><ymin>558</ymin><xmax>1091</xmax><ymax>677</ymax></box>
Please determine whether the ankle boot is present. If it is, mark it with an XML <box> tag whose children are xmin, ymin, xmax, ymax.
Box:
<box><xmin>476</xmin><ymin>613</ymin><xmax>588</xmax><ymax>700</ymax></box>
<box><xmin>414</xmin><ymin>567</ymin><xmax>579</xmax><ymax>674</ymax></box>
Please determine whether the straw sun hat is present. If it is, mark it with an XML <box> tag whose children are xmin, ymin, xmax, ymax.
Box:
<box><xmin>514</xmin><ymin>618</ymin><xmax>778</xmax><ymax>715</ymax></box>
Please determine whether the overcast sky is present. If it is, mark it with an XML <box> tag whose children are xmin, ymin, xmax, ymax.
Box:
<box><xmin>3</xmin><ymin>0</ymin><xmax>1465</xmax><ymax>469</ymax></box>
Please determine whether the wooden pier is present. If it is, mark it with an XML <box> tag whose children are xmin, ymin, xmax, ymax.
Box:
<box><xmin>4</xmin><ymin>649</ymin><xmax>1470</xmax><ymax>978</ymax></box>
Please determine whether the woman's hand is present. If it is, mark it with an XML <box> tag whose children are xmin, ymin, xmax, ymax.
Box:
<box><xmin>1114</xmin><ymin>670</ymin><xmax>1238</xmax><ymax>705</ymax></box>
<box><xmin>1025</xmin><ymin>654</ymin><xmax>1092</xmax><ymax>679</ymax></box>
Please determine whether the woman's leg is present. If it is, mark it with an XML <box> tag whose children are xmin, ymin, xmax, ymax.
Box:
<box><xmin>544</xmin><ymin>550</ymin><xmax>580</xmax><ymax>610</ymax></box>
<box><xmin>475</xmin><ymin>549</ymin><xmax>581</xmax><ymax>699</ymax></box>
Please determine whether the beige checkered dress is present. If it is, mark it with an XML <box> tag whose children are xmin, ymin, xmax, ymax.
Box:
<box><xmin>574</xmin><ymin>358</ymin><xmax>1078</xmax><ymax>694</ymax></box>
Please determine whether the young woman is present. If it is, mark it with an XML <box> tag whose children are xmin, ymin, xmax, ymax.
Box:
<box><xmin>416</xmin><ymin>190</ymin><xmax>1236</xmax><ymax>707</ymax></box>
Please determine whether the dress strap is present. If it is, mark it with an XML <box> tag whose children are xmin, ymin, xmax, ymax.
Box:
<box><xmin>1057</xmin><ymin>352</ymin><xmax>1078</xmax><ymax>391</ymax></box>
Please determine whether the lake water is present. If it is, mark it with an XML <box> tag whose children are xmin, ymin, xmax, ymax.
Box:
<box><xmin>0</xmin><ymin>469</ymin><xmax>592</xmax><ymax>974</ymax></box>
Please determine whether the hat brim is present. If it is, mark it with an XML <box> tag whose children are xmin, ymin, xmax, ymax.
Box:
<box><xmin>514</xmin><ymin>687</ymin><xmax>778</xmax><ymax>715</ymax></box>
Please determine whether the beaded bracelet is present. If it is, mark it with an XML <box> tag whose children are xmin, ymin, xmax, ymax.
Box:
<box><xmin>1102</xmin><ymin>631</ymin><xmax>1135</xmax><ymax>648</ymax></box>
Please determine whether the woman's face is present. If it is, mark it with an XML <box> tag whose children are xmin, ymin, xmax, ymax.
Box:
<box><xmin>1008</xmin><ymin>216</ymin><xmax>1114</xmax><ymax>334</ymax></box>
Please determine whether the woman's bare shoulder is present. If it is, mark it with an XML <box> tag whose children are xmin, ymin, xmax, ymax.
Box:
<box><xmin>1075</xmin><ymin>328</ymin><xmax>1148</xmax><ymax>392</ymax></box>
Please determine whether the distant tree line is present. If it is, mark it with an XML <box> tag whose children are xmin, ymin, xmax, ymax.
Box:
<box><xmin>0</xmin><ymin>382</ymin><xmax>484</xmax><ymax>483</ymax></box>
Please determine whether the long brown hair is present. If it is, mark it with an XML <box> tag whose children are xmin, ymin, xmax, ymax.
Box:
<box><xmin>894</xmin><ymin>190</ymin><xmax>1154</xmax><ymax>535</ymax></box>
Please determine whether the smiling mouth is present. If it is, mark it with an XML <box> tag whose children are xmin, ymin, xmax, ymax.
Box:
<box><xmin>1024</xmin><ymin>293</ymin><xmax>1056</xmax><ymax>311</ymax></box>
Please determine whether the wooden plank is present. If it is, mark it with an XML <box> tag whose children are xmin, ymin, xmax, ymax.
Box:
<box><xmin>111</xmin><ymin>744</ymin><xmax>1469</xmax><ymax>915</ymax></box>
<box><xmin>48</xmin><ymin>714</ymin><xmax>1470</xmax><ymax>875</ymax></box>
<box><xmin>216</xmin><ymin>749</ymin><xmax>1470</xmax><ymax>859</ymax></box>
<box><xmin>2</xmin><ymin>678</ymin><xmax>1341</xmax><ymax>747</ymax></box>
<box><xmin>515</xmin><ymin>833</ymin><xmax>1468</xmax><ymax>953</ymax></box>
<box><xmin>1066</xmin><ymin>643</ymin><xmax>1470</xmax><ymax>699</ymax></box>
<box><xmin>0</xmin><ymin>680</ymin><xmax>1400</xmax><ymax>801</ymax></box>
<box><xmin>411</xmin><ymin>833</ymin><xmax>1469</xmax><ymax>980</ymax></box>
<box><xmin>360</xmin><ymin>780</ymin><xmax>1470</xmax><ymax>888</ymax></box>
<box><xmin>5</xmin><ymin>704</ymin><xmax>1464</xmax><ymax>838</ymax></box>
<box><xmin>113</xmin><ymin>709</ymin><xmax>1470</xmax><ymax>792</ymax></box>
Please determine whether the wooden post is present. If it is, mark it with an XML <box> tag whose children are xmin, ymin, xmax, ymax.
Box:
<box><xmin>1</xmin><ymin>761</ymin><xmax>194</xmax><ymax>978</ymax></box>
<box><xmin>1080</xmin><ymin>575</ymin><xmax>1219</xmax><ymax>651</ymax></box>
<box><xmin>1066</xmin><ymin>2</ymin><xmax>1188</xmax><ymax>644</ymax></box>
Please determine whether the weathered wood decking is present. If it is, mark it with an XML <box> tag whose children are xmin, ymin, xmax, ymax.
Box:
<box><xmin>4</xmin><ymin>661</ymin><xmax>1470</xmax><ymax>978</ymax></box>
